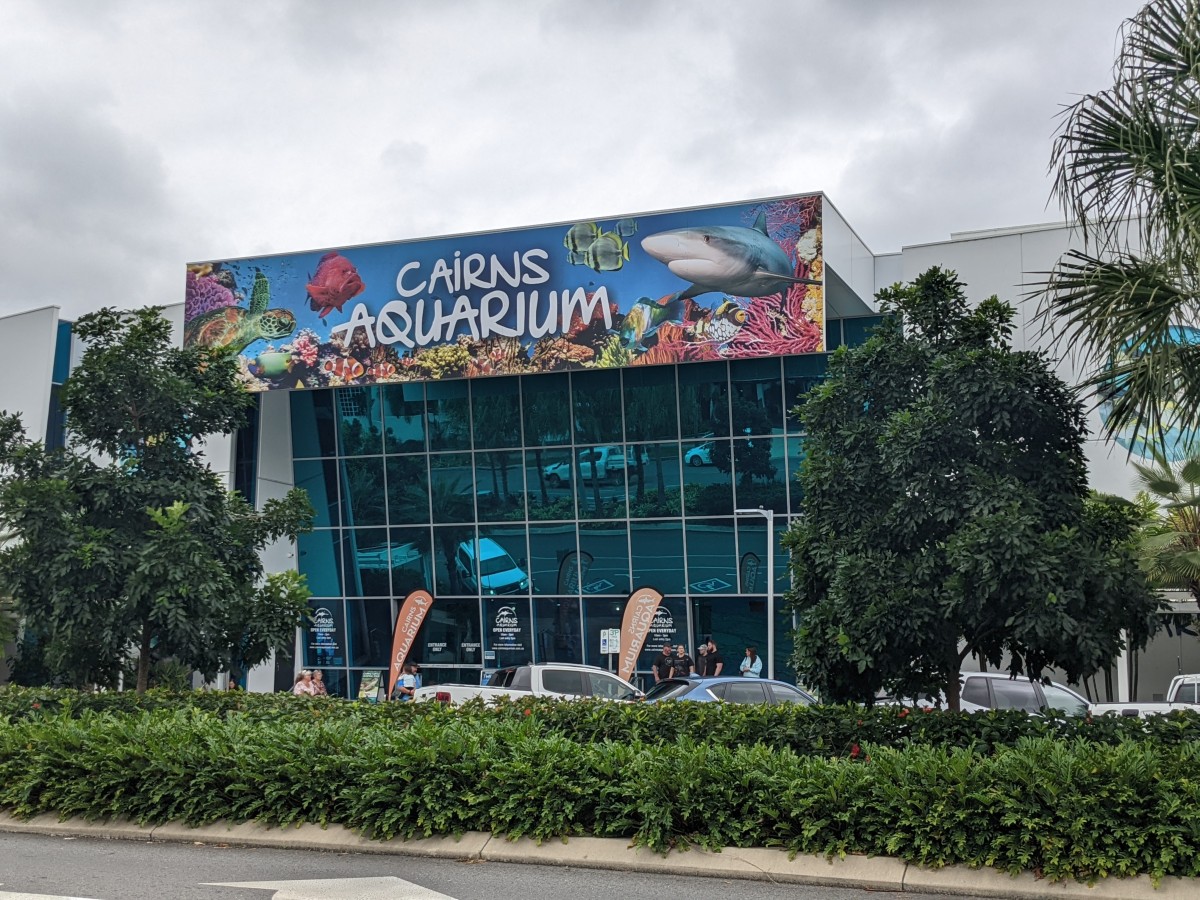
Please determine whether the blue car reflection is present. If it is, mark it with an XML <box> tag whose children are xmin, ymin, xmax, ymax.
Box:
<box><xmin>642</xmin><ymin>676</ymin><xmax>817</xmax><ymax>706</ymax></box>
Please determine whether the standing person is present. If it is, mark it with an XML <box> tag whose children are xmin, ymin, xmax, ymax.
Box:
<box><xmin>739</xmin><ymin>647</ymin><xmax>763</xmax><ymax>678</ymax></box>
<box><xmin>652</xmin><ymin>643</ymin><xmax>674</xmax><ymax>684</ymax></box>
<box><xmin>392</xmin><ymin>662</ymin><xmax>418</xmax><ymax>701</ymax></box>
<box><xmin>672</xmin><ymin>644</ymin><xmax>695</xmax><ymax>678</ymax></box>
<box><xmin>696</xmin><ymin>643</ymin><xmax>710</xmax><ymax>677</ymax></box>
<box><xmin>411</xmin><ymin>663</ymin><xmax>422</xmax><ymax>691</ymax></box>
<box><xmin>311</xmin><ymin>669</ymin><xmax>328</xmax><ymax>696</ymax></box>
<box><xmin>292</xmin><ymin>670</ymin><xmax>316</xmax><ymax>695</ymax></box>
<box><xmin>706</xmin><ymin>638</ymin><xmax>725</xmax><ymax>677</ymax></box>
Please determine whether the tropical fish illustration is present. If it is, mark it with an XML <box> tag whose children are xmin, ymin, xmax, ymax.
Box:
<box><xmin>367</xmin><ymin>361</ymin><xmax>397</xmax><ymax>380</ymax></box>
<box><xmin>692</xmin><ymin>300</ymin><xmax>748</xmax><ymax>344</ymax></box>
<box><xmin>616</xmin><ymin>294</ymin><xmax>686</xmax><ymax>350</ymax></box>
<box><xmin>640</xmin><ymin>212</ymin><xmax>820</xmax><ymax>301</ymax></box>
<box><xmin>563</xmin><ymin>222</ymin><xmax>601</xmax><ymax>253</ymax></box>
<box><xmin>614</xmin><ymin>218</ymin><xmax>638</xmax><ymax>237</ymax></box>
<box><xmin>307</xmin><ymin>252</ymin><xmax>365</xmax><ymax>318</ymax></box>
<box><xmin>583</xmin><ymin>231</ymin><xmax>630</xmax><ymax>272</ymax></box>
<box><xmin>323</xmin><ymin>357</ymin><xmax>365</xmax><ymax>380</ymax></box>
<box><xmin>184</xmin><ymin>270</ymin><xmax>296</xmax><ymax>353</ymax></box>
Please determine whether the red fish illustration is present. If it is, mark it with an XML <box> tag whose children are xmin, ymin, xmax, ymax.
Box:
<box><xmin>307</xmin><ymin>252</ymin><xmax>365</xmax><ymax>318</ymax></box>
<box><xmin>323</xmin><ymin>357</ymin><xmax>365</xmax><ymax>380</ymax></box>
<box><xmin>367</xmin><ymin>362</ymin><xmax>396</xmax><ymax>380</ymax></box>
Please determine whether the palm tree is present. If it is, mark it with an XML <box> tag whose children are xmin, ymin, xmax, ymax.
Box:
<box><xmin>1135</xmin><ymin>453</ymin><xmax>1200</xmax><ymax>602</ymax></box>
<box><xmin>1040</xmin><ymin>0</ymin><xmax>1200</xmax><ymax>451</ymax></box>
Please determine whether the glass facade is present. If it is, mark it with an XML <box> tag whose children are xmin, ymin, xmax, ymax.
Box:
<box><xmin>287</xmin><ymin>318</ymin><xmax>880</xmax><ymax>695</ymax></box>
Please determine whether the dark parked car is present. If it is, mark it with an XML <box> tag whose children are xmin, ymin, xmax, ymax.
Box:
<box><xmin>642</xmin><ymin>675</ymin><xmax>817</xmax><ymax>706</ymax></box>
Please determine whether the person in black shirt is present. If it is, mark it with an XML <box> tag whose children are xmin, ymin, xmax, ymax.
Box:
<box><xmin>706</xmin><ymin>638</ymin><xmax>725</xmax><ymax>677</ymax></box>
<box><xmin>696</xmin><ymin>643</ymin><xmax>710</xmax><ymax>677</ymax></box>
<box><xmin>652</xmin><ymin>643</ymin><xmax>674</xmax><ymax>683</ymax></box>
<box><xmin>671</xmin><ymin>644</ymin><xmax>695</xmax><ymax>678</ymax></box>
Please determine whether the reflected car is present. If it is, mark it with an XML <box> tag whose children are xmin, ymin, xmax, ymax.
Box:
<box><xmin>684</xmin><ymin>442</ymin><xmax>713</xmax><ymax>467</ymax></box>
<box><xmin>454</xmin><ymin>538</ymin><xmax>530</xmax><ymax>595</ymax></box>
<box><xmin>642</xmin><ymin>676</ymin><xmax>817</xmax><ymax>706</ymax></box>
<box><xmin>884</xmin><ymin>672</ymin><xmax>1091</xmax><ymax>716</ymax></box>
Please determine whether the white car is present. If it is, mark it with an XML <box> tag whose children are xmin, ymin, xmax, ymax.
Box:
<box><xmin>889</xmin><ymin>672</ymin><xmax>1090</xmax><ymax>716</ymax></box>
<box><xmin>685</xmin><ymin>442</ymin><xmax>714</xmax><ymax>467</ymax></box>
<box><xmin>454</xmin><ymin>538</ymin><xmax>529</xmax><ymax>595</ymax></box>
<box><xmin>543</xmin><ymin>446</ymin><xmax>648</xmax><ymax>486</ymax></box>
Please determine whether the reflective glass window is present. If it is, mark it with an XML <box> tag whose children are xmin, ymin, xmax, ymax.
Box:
<box><xmin>522</xmin><ymin>372</ymin><xmax>571</xmax><ymax>446</ymax></box>
<box><xmin>434</xmin><ymin>524</ymin><xmax>476</xmax><ymax>596</ymax></box>
<box><xmin>1041</xmin><ymin>683</ymin><xmax>1089</xmax><ymax>716</ymax></box>
<box><xmin>732</xmin><ymin>437</ymin><xmax>787</xmax><ymax>514</ymax></box>
<box><xmin>346</xmin><ymin>598</ymin><xmax>392</xmax><ymax>667</ymax></box>
<box><xmin>683</xmin><ymin>439</ymin><xmax>734</xmax><ymax>516</ymax></box>
<box><xmin>574</xmin><ymin>445</ymin><xmax>626</xmax><ymax>520</ymax></box>
<box><xmin>420</xmin><ymin>667</ymin><xmax>484</xmax><ymax>686</ymax></box>
<box><xmin>724</xmin><ymin>681</ymin><xmax>768</xmax><ymax>704</ymax></box>
<box><xmin>297</xmin><ymin>530</ymin><xmax>344</xmax><ymax>596</ymax></box>
<box><xmin>587</xmin><ymin>670</ymin><xmax>634</xmax><ymax>699</ymax></box>
<box><xmin>631</xmin><ymin>519</ymin><xmax>685</xmax><ymax>594</ymax></box>
<box><xmin>389</xmin><ymin>527</ymin><xmax>433</xmax><ymax>596</ymax></box>
<box><xmin>475</xmin><ymin>451</ymin><xmax>525</xmax><ymax>521</ymax></box>
<box><xmin>337</xmin><ymin>386</ymin><xmax>383</xmax><ymax>456</ymax></box>
<box><xmin>735</xmin><ymin>517</ymin><xmax>789</xmax><ymax>596</ymax></box>
<box><xmin>770</xmin><ymin>684</ymin><xmax>814</xmax><ymax>706</ymax></box>
<box><xmin>677</xmin><ymin>362</ymin><xmax>729</xmax><ymax>439</ymax></box>
<box><xmin>416</xmin><ymin>597</ymin><xmax>483</xmax><ymax>667</ymax></box>
<box><xmin>429</xmin><ymin>453</ymin><xmax>475</xmax><ymax>523</ymax></box>
<box><xmin>991</xmin><ymin>679</ymin><xmax>1041</xmax><ymax>713</ymax></box>
<box><xmin>686</xmin><ymin>518</ymin><xmax>737</xmax><ymax>596</ymax></box>
<box><xmin>314</xmin><ymin>667</ymin><xmax>347</xmax><ymax>699</ymax></box>
<box><xmin>571</xmin><ymin>369</ymin><xmax>623</xmax><ymax>444</ymax></box>
<box><xmin>784</xmin><ymin>355</ymin><xmax>827</xmax><ymax>434</ymax></box>
<box><xmin>527</xmin><ymin>447</ymin><xmax>576</xmax><ymax>520</ymax></box>
<box><xmin>581</xmin><ymin>597</ymin><xmax>625</xmax><ymax>670</ymax></box>
<box><xmin>623</xmin><ymin>366</ymin><xmax>678</xmax><ymax>442</ymax></box>
<box><xmin>290</xmin><ymin>390</ymin><xmax>337</xmax><ymax>458</ymax></box>
<box><xmin>484</xmin><ymin>597</ymin><xmax>532</xmax><ymax>669</ymax></box>
<box><xmin>730</xmin><ymin>357</ymin><xmax>784</xmax><ymax>436</ymax></box>
<box><xmin>633</xmin><ymin>596</ymin><xmax>688</xmax><ymax>674</ymax></box>
<box><xmin>471</xmin><ymin>376</ymin><xmax>521</xmax><ymax>449</ymax></box>
<box><xmin>293</xmin><ymin>458</ymin><xmax>340</xmax><ymax>527</ymax></box>
<box><xmin>627</xmin><ymin>442</ymin><xmax>681</xmax><ymax>518</ymax></box>
<box><xmin>541</xmin><ymin>668</ymin><xmax>586</xmax><ymax>696</ymax></box>
<box><xmin>386</xmin><ymin>454</ymin><xmax>429</xmax><ymax>524</ymax></box>
<box><xmin>304</xmin><ymin>599</ymin><xmax>346</xmax><ymax>669</ymax></box>
<box><xmin>474</xmin><ymin>526</ymin><xmax>530</xmax><ymax>597</ymax></box>
<box><xmin>526</xmin><ymin>522</ymin><xmax>579</xmax><ymax>595</ymax></box>
<box><xmin>579</xmin><ymin>522</ymin><xmax>630</xmax><ymax>596</ymax></box>
<box><xmin>842</xmin><ymin>316</ymin><xmax>883</xmax><ymax>348</ymax></box>
<box><xmin>426</xmin><ymin>380</ymin><xmax>471</xmax><ymax>452</ymax></box>
<box><xmin>961</xmin><ymin>678</ymin><xmax>991</xmax><ymax>707</ymax></box>
<box><xmin>785</xmin><ymin>435</ymin><xmax>806</xmax><ymax>513</ymax></box>
<box><xmin>533</xmin><ymin>597</ymin><xmax>582</xmax><ymax>663</ymax></box>
<box><xmin>343</xmin><ymin>528</ymin><xmax>391</xmax><ymax>597</ymax></box>
<box><xmin>381</xmin><ymin>382</ymin><xmax>426</xmax><ymax>453</ymax></box>
<box><xmin>339</xmin><ymin>456</ymin><xmax>387</xmax><ymax>527</ymax></box>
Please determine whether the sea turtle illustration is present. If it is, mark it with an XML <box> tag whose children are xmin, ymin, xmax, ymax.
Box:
<box><xmin>184</xmin><ymin>269</ymin><xmax>297</xmax><ymax>353</ymax></box>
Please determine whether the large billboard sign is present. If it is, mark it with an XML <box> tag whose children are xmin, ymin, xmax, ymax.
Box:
<box><xmin>184</xmin><ymin>194</ymin><xmax>824</xmax><ymax>391</ymax></box>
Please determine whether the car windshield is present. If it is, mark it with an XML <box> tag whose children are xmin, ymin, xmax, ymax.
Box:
<box><xmin>642</xmin><ymin>679</ymin><xmax>693</xmax><ymax>700</ymax></box>
<box><xmin>479</xmin><ymin>554</ymin><xmax>517</xmax><ymax>576</ymax></box>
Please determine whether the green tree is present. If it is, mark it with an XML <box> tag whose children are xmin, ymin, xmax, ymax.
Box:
<box><xmin>0</xmin><ymin>308</ymin><xmax>314</xmax><ymax>692</ymax></box>
<box><xmin>783</xmin><ymin>268</ymin><xmax>1160</xmax><ymax>710</ymax></box>
<box><xmin>1134</xmin><ymin>453</ymin><xmax>1200</xmax><ymax>602</ymax></box>
<box><xmin>1040</xmin><ymin>0</ymin><xmax>1200</xmax><ymax>450</ymax></box>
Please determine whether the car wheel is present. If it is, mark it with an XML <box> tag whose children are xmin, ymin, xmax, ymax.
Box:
<box><xmin>547</xmin><ymin>474</ymin><xmax>562</xmax><ymax>487</ymax></box>
<box><xmin>689</xmin><ymin>456</ymin><xmax>703</xmax><ymax>467</ymax></box>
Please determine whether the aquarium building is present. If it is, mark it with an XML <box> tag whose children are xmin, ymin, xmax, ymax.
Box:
<box><xmin>5</xmin><ymin>193</ymin><xmax>1194</xmax><ymax>699</ymax></box>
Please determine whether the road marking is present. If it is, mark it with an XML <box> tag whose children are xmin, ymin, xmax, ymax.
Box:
<box><xmin>205</xmin><ymin>876</ymin><xmax>457</xmax><ymax>899</ymax></box>
<box><xmin>0</xmin><ymin>891</ymin><xmax>101</xmax><ymax>900</ymax></box>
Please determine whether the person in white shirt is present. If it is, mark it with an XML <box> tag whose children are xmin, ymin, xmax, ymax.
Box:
<box><xmin>739</xmin><ymin>647</ymin><xmax>763</xmax><ymax>678</ymax></box>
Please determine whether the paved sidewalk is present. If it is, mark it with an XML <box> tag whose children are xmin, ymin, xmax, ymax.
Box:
<box><xmin>0</xmin><ymin>812</ymin><xmax>1192</xmax><ymax>900</ymax></box>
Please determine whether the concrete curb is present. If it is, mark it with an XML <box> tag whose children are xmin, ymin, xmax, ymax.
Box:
<box><xmin>0</xmin><ymin>812</ymin><xmax>1190</xmax><ymax>899</ymax></box>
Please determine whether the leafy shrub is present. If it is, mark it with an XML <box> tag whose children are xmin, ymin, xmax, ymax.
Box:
<box><xmin>3</xmin><ymin>708</ymin><xmax>1200</xmax><ymax>882</ymax></box>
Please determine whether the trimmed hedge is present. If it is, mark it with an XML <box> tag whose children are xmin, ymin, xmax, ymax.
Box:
<box><xmin>2</xmin><ymin>708</ymin><xmax>1200</xmax><ymax>883</ymax></box>
<box><xmin>4</xmin><ymin>686</ymin><xmax>1200</xmax><ymax>755</ymax></box>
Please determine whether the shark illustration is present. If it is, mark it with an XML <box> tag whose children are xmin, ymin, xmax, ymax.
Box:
<box><xmin>640</xmin><ymin>212</ymin><xmax>820</xmax><ymax>301</ymax></box>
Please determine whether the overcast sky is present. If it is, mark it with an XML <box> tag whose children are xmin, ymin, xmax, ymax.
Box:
<box><xmin>0</xmin><ymin>0</ymin><xmax>1144</xmax><ymax>320</ymax></box>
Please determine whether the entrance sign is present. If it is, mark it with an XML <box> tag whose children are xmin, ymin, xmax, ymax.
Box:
<box><xmin>183</xmin><ymin>194</ymin><xmax>825</xmax><ymax>391</ymax></box>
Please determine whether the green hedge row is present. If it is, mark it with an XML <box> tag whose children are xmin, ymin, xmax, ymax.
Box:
<box><xmin>2</xmin><ymin>708</ymin><xmax>1200</xmax><ymax>883</ymax></box>
<box><xmin>4</xmin><ymin>686</ymin><xmax>1200</xmax><ymax>755</ymax></box>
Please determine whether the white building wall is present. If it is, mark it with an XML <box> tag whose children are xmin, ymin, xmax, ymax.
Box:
<box><xmin>0</xmin><ymin>307</ymin><xmax>59</xmax><ymax>444</ymax></box>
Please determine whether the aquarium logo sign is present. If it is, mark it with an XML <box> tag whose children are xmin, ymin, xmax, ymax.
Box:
<box><xmin>330</xmin><ymin>248</ymin><xmax>611</xmax><ymax>349</ymax></box>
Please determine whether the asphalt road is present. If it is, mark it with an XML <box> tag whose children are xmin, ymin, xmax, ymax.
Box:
<box><xmin>0</xmin><ymin>832</ymin><xmax>992</xmax><ymax>900</ymax></box>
